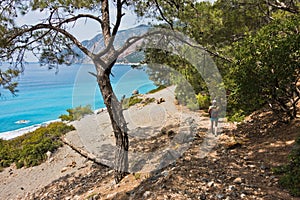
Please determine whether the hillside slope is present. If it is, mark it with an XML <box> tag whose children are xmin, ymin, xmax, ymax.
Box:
<box><xmin>24</xmin><ymin>108</ymin><xmax>300</xmax><ymax>200</ymax></box>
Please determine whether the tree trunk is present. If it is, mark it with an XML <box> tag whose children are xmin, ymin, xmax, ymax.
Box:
<box><xmin>96</xmin><ymin>65</ymin><xmax>129</xmax><ymax>184</ymax></box>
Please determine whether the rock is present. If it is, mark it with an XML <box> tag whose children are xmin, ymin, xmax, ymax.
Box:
<box><xmin>207</xmin><ymin>181</ymin><xmax>214</xmax><ymax>187</ymax></box>
<box><xmin>49</xmin><ymin>157</ymin><xmax>54</xmax><ymax>163</ymax></box>
<box><xmin>233</xmin><ymin>177</ymin><xmax>242</xmax><ymax>184</ymax></box>
<box><xmin>67</xmin><ymin>161</ymin><xmax>76</xmax><ymax>168</ymax></box>
<box><xmin>260</xmin><ymin>164</ymin><xmax>267</xmax><ymax>170</ymax></box>
<box><xmin>240</xmin><ymin>193</ymin><xmax>246</xmax><ymax>198</ymax></box>
<box><xmin>61</xmin><ymin>167</ymin><xmax>68</xmax><ymax>173</ymax></box>
<box><xmin>143</xmin><ymin>191</ymin><xmax>151</xmax><ymax>198</ymax></box>
<box><xmin>199</xmin><ymin>194</ymin><xmax>206</xmax><ymax>200</ymax></box>
<box><xmin>156</xmin><ymin>97</ymin><xmax>165</xmax><ymax>104</ymax></box>
<box><xmin>162</xmin><ymin>170</ymin><xmax>169</xmax><ymax>177</ymax></box>
<box><xmin>46</xmin><ymin>151</ymin><xmax>52</xmax><ymax>160</ymax></box>
<box><xmin>173</xmin><ymin>129</ymin><xmax>194</xmax><ymax>144</ymax></box>
<box><xmin>174</xmin><ymin>99</ymin><xmax>179</xmax><ymax>105</ymax></box>
<box><xmin>228</xmin><ymin>185</ymin><xmax>235</xmax><ymax>191</ymax></box>
<box><xmin>216</xmin><ymin>193</ymin><xmax>224</xmax><ymax>199</ymax></box>
<box><xmin>132</xmin><ymin>89</ymin><xmax>139</xmax><ymax>95</ymax></box>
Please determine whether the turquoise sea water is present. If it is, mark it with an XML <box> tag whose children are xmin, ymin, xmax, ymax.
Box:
<box><xmin>0</xmin><ymin>63</ymin><xmax>156</xmax><ymax>133</ymax></box>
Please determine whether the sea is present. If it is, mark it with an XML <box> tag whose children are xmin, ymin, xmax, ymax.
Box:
<box><xmin>0</xmin><ymin>63</ymin><xmax>156</xmax><ymax>135</ymax></box>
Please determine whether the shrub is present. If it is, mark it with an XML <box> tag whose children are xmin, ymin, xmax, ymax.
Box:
<box><xmin>228</xmin><ymin>109</ymin><xmax>245</xmax><ymax>122</ymax></box>
<box><xmin>59</xmin><ymin>105</ymin><xmax>93</xmax><ymax>121</ymax></box>
<box><xmin>128</xmin><ymin>96</ymin><xmax>143</xmax><ymax>106</ymax></box>
<box><xmin>0</xmin><ymin>122</ymin><xmax>75</xmax><ymax>169</ymax></box>
<box><xmin>143</xmin><ymin>97</ymin><xmax>156</xmax><ymax>106</ymax></box>
<box><xmin>196</xmin><ymin>93</ymin><xmax>210</xmax><ymax>109</ymax></box>
<box><xmin>122</xmin><ymin>96</ymin><xmax>143</xmax><ymax>109</ymax></box>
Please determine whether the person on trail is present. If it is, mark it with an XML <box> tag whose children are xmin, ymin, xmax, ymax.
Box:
<box><xmin>208</xmin><ymin>99</ymin><xmax>219</xmax><ymax>136</ymax></box>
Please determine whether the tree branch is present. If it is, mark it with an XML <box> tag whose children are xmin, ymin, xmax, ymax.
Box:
<box><xmin>7</xmin><ymin>23</ymin><xmax>95</xmax><ymax>60</ymax></box>
<box><xmin>154</xmin><ymin>0</ymin><xmax>174</xmax><ymax>30</ymax></box>
<box><xmin>57</xmin><ymin>13</ymin><xmax>103</xmax><ymax>27</ymax></box>
<box><xmin>112</xmin><ymin>0</ymin><xmax>125</xmax><ymax>37</ymax></box>
<box><xmin>267</xmin><ymin>0</ymin><xmax>299</xmax><ymax>14</ymax></box>
<box><xmin>115</xmin><ymin>29</ymin><xmax>233</xmax><ymax>64</ymax></box>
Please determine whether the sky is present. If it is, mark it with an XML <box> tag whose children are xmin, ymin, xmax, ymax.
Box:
<box><xmin>16</xmin><ymin>6</ymin><xmax>153</xmax><ymax>42</ymax></box>
<box><xmin>16</xmin><ymin>0</ymin><xmax>215</xmax><ymax>41</ymax></box>
<box><xmin>15</xmin><ymin>0</ymin><xmax>215</xmax><ymax>61</ymax></box>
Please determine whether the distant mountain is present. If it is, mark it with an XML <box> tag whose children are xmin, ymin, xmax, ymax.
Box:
<box><xmin>72</xmin><ymin>24</ymin><xmax>149</xmax><ymax>64</ymax></box>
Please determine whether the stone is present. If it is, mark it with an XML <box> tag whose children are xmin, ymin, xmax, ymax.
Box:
<box><xmin>46</xmin><ymin>151</ymin><xmax>52</xmax><ymax>160</ymax></box>
<box><xmin>233</xmin><ymin>177</ymin><xmax>242</xmax><ymax>184</ymax></box>
<box><xmin>207</xmin><ymin>181</ymin><xmax>214</xmax><ymax>187</ymax></box>
<box><xmin>143</xmin><ymin>191</ymin><xmax>151</xmax><ymax>198</ymax></box>
<box><xmin>132</xmin><ymin>89</ymin><xmax>139</xmax><ymax>95</ymax></box>
<box><xmin>228</xmin><ymin>185</ymin><xmax>235</xmax><ymax>191</ymax></box>
<box><xmin>156</xmin><ymin>97</ymin><xmax>165</xmax><ymax>104</ymax></box>
<box><xmin>61</xmin><ymin>167</ymin><xmax>68</xmax><ymax>173</ymax></box>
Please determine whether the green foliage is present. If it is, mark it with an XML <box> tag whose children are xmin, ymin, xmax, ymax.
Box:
<box><xmin>145</xmin><ymin>50</ymin><xmax>208</xmax><ymax>94</ymax></box>
<box><xmin>196</xmin><ymin>93</ymin><xmax>210</xmax><ymax>110</ymax></box>
<box><xmin>229</xmin><ymin>14</ymin><xmax>300</xmax><ymax>120</ymax></box>
<box><xmin>128</xmin><ymin>96</ymin><xmax>143</xmax><ymax>106</ymax></box>
<box><xmin>122</xmin><ymin>95</ymin><xmax>155</xmax><ymax>109</ymax></box>
<box><xmin>0</xmin><ymin>68</ymin><xmax>21</xmax><ymax>96</ymax></box>
<box><xmin>227</xmin><ymin>109</ymin><xmax>245</xmax><ymax>122</ymax></box>
<box><xmin>147</xmin><ymin>85</ymin><xmax>166</xmax><ymax>94</ymax></box>
<box><xmin>134</xmin><ymin>172</ymin><xmax>141</xmax><ymax>180</ymax></box>
<box><xmin>139</xmin><ymin>0</ymin><xmax>299</xmax><ymax>120</ymax></box>
<box><xmin>0</xmin><ymin>122</ymin><xmax>75</xmax><ymax>169</ymax></box>
<box><xmin>122</xmin><ymin>95</ymin><xmax>143</xmax><ymax>109</ymax></box>
<box><xmin>274</xmin><ymin>135</ymin><xmax>300</xmax><ymax>197</ymax></box>
<box><xmin>59</xmin><ymin>105</ymin><xmax>93</xmax><ymax>121</ymax></box>
<box><xmin>143</xmin><ymin>97</ymin><xmax>156</xmax><ymax>105</ymax></box>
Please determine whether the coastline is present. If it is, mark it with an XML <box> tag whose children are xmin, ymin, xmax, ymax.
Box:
<box><xmin>0</xmin><ymin>108</ymin><xmax>109</xmax><ymax>140</ymax></box>
<box><xmin>0</xmin><ymin>119</ymin><xmax>62</xmax><ymax>140</ymax></box>
<box><xmin>0</xmin><ymin>63</ymin><xmax>156</xmax><ymax>139</ymax></box>
<box><xmin>0</xmin><ymin>83</ymin><xmax>164</xmax><ymax>141</ymax></box>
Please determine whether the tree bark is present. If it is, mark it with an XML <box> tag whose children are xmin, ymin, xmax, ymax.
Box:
<box><xmin>96</xmin><ymin>63</ymin><xmax>129</xmax><ymax>183</ymax></box>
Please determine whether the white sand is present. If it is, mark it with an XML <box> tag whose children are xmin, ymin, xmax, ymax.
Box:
<box><xmin>0</xmin><ymin>119</ymin><xmax>61</xmax><ymax>140</ymax></box>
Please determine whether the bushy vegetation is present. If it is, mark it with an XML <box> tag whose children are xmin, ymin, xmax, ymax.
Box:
<box><xmin>122</xmin><ymin>96</ymin><xmax>143</xmax><ymax>109</ymax></box>
<box><xmin>196</xmin><ymin>93</ymin><xmax>210</xmax><ymax>110</ymax></box>
<box><xmin>0</xmin><ymin>122</ymin><xmax>75</xmax><ymax>169</ymax></box>
<box><xmin>59</xmin><ymin>105</ymin><xmax>93</xmax><ymax>121</ymax></box>
<box><xmin>229</xmin><ymin>14</ymin><xmax>300</xmax><ymax>121</ymax></box>
<box><xmin>122</xmin><ymin>95</ymin><xmax>155</xmax><ymax>109</ymax></box>
<box><xmin>274</xmin><ymin>135</ymin><xmax>300</xmax><ymax>197</ymax></box>
<box><xmin>142</xmin><ymin>2</ymin><xmax>300</xmax><ymax>123</ymax></box>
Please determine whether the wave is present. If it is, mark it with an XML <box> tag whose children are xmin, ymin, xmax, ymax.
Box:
<box><xmin>0</xmin><ymin>119</ymin><xmax>61</xmax><ymax>140</ymax></box>
<box><xmin>15</xmin><ymin>120</ymin><xmax>31</xmax><ymax>124</ymax></box>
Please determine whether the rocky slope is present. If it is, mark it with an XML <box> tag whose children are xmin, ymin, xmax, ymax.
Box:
<box><xmin>24</xmin><ymin>108</ymin><xmax>300</xmax><ymax>200</ymax></box>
